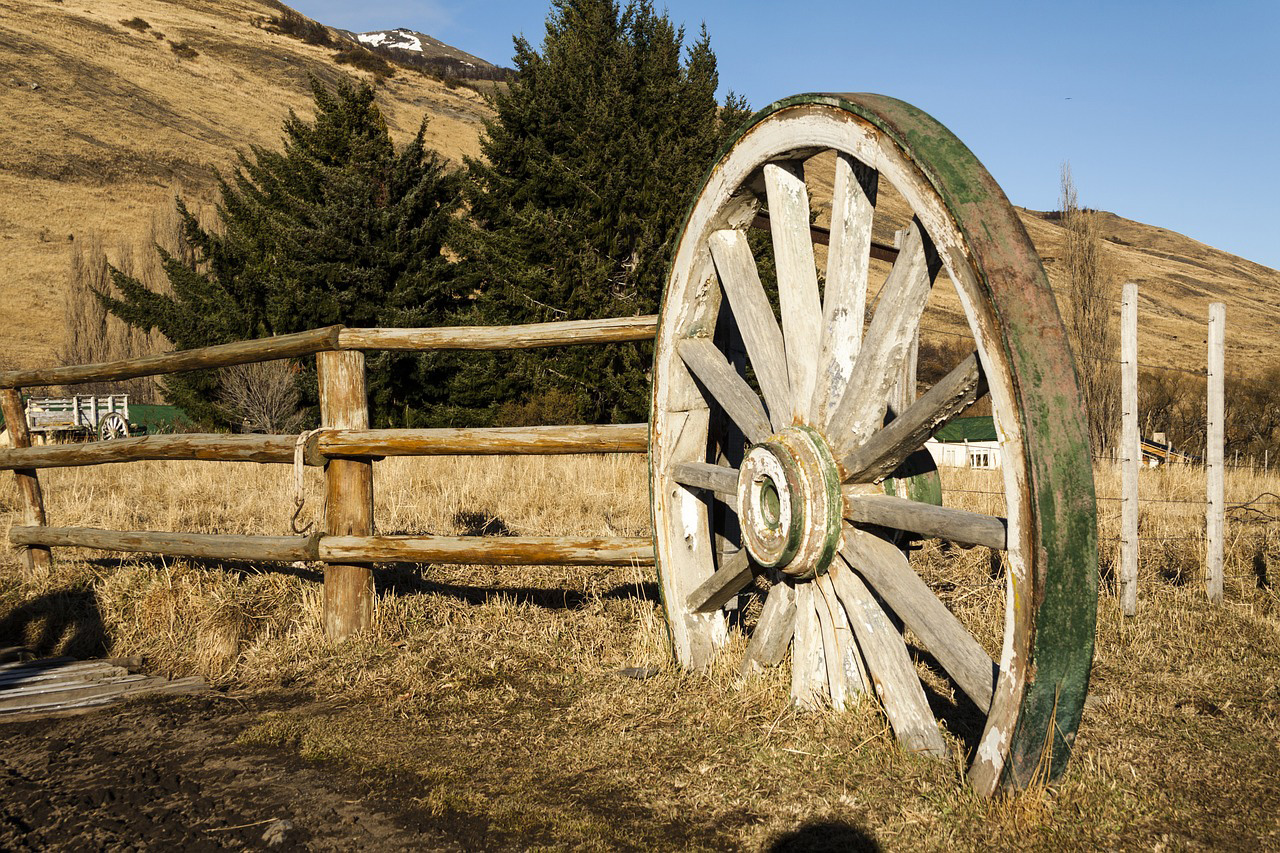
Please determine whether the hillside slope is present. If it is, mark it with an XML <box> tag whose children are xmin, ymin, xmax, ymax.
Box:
<box><xmin>0</xmin><ymin>0</ymin><xmax>1275</xmax><ymax>380</ymax></box>
<box><xmin>0</xmin><ymin>0</ymin><xmax>490</xmax><ymax>370</ymax></box>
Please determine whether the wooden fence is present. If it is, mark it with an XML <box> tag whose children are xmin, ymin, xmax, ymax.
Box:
<box><xmin>0</xmin><ymin>317</ymin><xmax>659</xmax><ymax>639</ymax></box>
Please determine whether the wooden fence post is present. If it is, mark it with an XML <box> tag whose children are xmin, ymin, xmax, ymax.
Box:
<box><xmin>1120</xmin><ymin>283</ymin><xmax>1139</xmax><ymax>616</ymax></box>
<box><xmin>1206</xmin><ymin>302</ymin><xmax>1225</xmax><ymax>604</ymax></box>
<box><xmin>0</xmin><ymin>390</ymin><xmax>51</xmax><ymax>573</ymax></box>
<box><xmin>317</xmin><ymin>350</ymin><xmax>374</xmax><ymax>639</ymax></box>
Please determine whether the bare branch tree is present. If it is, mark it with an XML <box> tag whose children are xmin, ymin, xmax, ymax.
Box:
<box><xmin>1060</xmin><ymin>163</ymin><xmax>1120</xmax><ymax>455</ymax></box>
<box><xmin>216</xmin><ymin>360</ymin><xmax>305</xmax><ymax>434</ymax></box>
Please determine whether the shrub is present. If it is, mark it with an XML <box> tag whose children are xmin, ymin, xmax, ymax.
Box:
<box><xmin>333</xmin><ymin>46</ymin><xmax>394</xmax><ymax>79</ymax></box>
<box><xmin>120</xmin><ymin>17</ymin><xmax>150</xmax><ymax>32</ymax></box>
<box><xmin>268</xmin><ymin>9</ymin><xmax>332</xmax><ymax>46</ymax></box>
<box><xmin>170</xmin><ymin>42</ymin><xmax>198</xmax><ymax>60</ymax></box>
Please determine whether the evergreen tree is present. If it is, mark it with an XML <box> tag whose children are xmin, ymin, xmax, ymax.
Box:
<box><xmin>460</xmin><ymin>0</ymin><xmax>750</xmax><ymax>424</ymax></box>
<box><xmin>101</xmin><ymin>76</ymin><xmax>463</xmax><ymax>427</ymax></box>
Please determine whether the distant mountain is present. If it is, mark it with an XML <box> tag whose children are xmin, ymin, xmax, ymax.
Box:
<box><xmin>336</xmin><ymin>27</ymin><xmax>513</xmax><ymax>82</ymax></box>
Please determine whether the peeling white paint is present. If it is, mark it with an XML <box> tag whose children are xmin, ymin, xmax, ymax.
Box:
<box><xmin>977</xmin><ymin>726</ymin><xmax>1009</xmax><ymax>769</ymax></box>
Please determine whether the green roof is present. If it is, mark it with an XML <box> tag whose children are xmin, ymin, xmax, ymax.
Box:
<box><xmin>128</xmin><ymin>404</ymin><xmax>192</xmax><ymax>434</ymax></box>
<box><xmin>932</xmin><ymin>415</ymin><xmax>997</xmax><ymax>443</ymax></box>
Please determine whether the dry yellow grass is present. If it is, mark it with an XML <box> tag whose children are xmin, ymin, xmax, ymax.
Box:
<box><xmin>0</xmin><ymin>453</ymin><xmax>1276</xmax><ymax>847</ymax></box>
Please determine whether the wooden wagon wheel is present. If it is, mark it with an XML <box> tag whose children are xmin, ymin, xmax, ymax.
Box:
<box><xmin>650</xmin><ymin>94</ymin><xmax>1098</xmax><ymax>796</ymax></box>
<box><xmin>98</xmin><ymin>412</ymin><xmax>128</xmax><ymax>441</ymax></box>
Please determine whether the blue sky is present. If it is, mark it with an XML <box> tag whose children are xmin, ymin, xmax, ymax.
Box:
<box><xmin>290</xmin><ymin>0</ymin><xmax>1279</xmax><ymax>270</ymax></box>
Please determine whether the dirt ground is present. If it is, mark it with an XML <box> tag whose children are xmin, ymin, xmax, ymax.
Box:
<box><xmin>0</xmin><ymin>691</ymin><xmax>509</xmax><ymax>852</ymax></box>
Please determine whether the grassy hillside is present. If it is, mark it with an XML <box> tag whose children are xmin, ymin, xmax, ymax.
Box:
<box><xmin>0</xmin><ymin>0</ymin><xmax>1275</xmax><ymax>381</ymax></box>
<box><xmin>0</xmin><ymin>0</ymin><xmax>490</xmax><ymax>370</ymax></box>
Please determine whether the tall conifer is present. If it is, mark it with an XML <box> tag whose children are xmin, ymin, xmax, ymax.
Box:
<box><xmin>460</xmin><ymin>0</ymin><xmax>749</xmax><ymax>423</ymax></box>
<box><xmin>101</xmin><ymin>77</ymin><xmax>463</xmax><ymax>427</ymax></box>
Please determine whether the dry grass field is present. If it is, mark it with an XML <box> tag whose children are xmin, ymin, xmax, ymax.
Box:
<box><xmin>0</xmin><ymin>455</ymin><xmax>1276</xmax><ymax>849</ymax></box>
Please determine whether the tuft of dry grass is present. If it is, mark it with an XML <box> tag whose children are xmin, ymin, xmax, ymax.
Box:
<box><xmin>0</xmin><ymin>455</ymin><xmax>1277</xmax><ymax>848</ymax></box>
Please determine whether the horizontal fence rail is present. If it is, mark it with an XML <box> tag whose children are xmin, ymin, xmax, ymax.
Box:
<box><xmin>1</xmin><ymin>317</ymin><xmax>661</xmax><ymax>640</ymax></box>
<box><xmin>0</xmin><ymin>425</ymin><xmax>650</xmax><ymax>471</ymax></box>
<box><xmin>10</xmin><ymin>526</ymin><xmax>320</xmax><ymax>563</ymax></box>
<box><xmin>311</xmin><ymin>423</ymin><xmax>648</xmax><ymax>462</ymax></box>
<box><xmin>10</xmin><ymin>527</ymin><xmax>655</xmax><ymax>568</ymax></box>
<box><xmin>0</xmin><ymin>434</ymin><xmax>300</xmax><ymax>469</ymax></box>
<box><xmin>337</xmin><ymin>316</ymin><xmax>658</xmax><ymax>351</ymax></box>
<box><xmin>0</xmin><ymin>317</ymin><xmax>659</xmax><ymax>390</ymax></box>
<box><xmin>0</xmin><ymin>327</ymin><xmax>344</xmax><ymax>390</ymax></box>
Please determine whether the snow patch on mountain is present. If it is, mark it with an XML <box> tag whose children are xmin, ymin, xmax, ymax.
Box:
<box><xmin>357</xmin><ymin>29</ymin><xmax>423</xmax><ymax>53</ymax></box>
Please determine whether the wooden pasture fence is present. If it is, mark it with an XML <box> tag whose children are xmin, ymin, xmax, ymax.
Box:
<box><xmin>0</xmin><ymin>317</ymin><xmax>659</xmax><ymax>640</ymax></box>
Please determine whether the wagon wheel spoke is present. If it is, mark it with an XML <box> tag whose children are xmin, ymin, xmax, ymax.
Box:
<box><xmin>790</xmin><ymin>582</ymin><xmax>828</xmax><ymax>708</ymax></box>
<box><xmin>669</xmin><ymin>461</ymin><xmax>739</xmax><ymax>506</ymax></box>
<box><xmin>812</xmin><ymin>154</ymin><xmax>877</xmax><ymax>424</ymax></box>
<box><xmin>813</xmin><ymin>573</ymin><xmax>866</xmax><ymax>711</ymax></box>
<box><xmin>740</xmin><ymin>581</ymin><xmax>797</xmax><ymax>674</ymax></box>
<box><xmin>685</xmin><ymin>548</ymin><xmax>753</xmax><ymax>613</ymax></box>
<box><xmin>839</xmin><ymin>526</ymin><xmax>997</xmax><ymax>713</ymax></box>
<box><xmin>709</xmin><ymin>230</ymin><xmax>792</xmax><ymax>432</ymax></box>
<box><xmin>827</xmin><ymin>561</ymin><xmax>947</xmax><ymax>756</ymax></box>
<box><xmin>841</xmin><ymin>353</ymin><xmax>988</xmax><ymax>483</ymax></box>
<box><xmin>763</xmin><ymin>163</ymin><xmax>824</xmax><ymax>424</ymax></box>
<box><xmin>677</xmin><ymin>337</ymin><xmax>772</xmax><ymax>444</ymax></box>
<box><xmin>843</xmin><ymin>493</ymin><xmax>1008</xmax><ymax>551</ymax></box>
<box><xmin>826</xmin><ymin>220</ymin><xmax>943</xmax><ymax>457</ymax></box>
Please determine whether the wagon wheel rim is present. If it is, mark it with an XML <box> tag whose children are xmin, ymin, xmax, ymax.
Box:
<box><xmin>99</xmin><ymin>413</ymin><xmax>128</xmax><ymax>441</ymax></box>
<box><xmin>649</xmin><ymin>94</ymin><xmax>1097</xmax><ymax>796</ymax></box>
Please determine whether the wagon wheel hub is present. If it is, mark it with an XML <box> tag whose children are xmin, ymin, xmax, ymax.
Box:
<box><xmin>737</xmin><ymin>426</ymin><xmax>842</xmax><ymax>580</ymax></box>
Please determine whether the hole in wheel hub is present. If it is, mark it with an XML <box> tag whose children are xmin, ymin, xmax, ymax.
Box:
<box><xmin>737</xmin><ymin>426</ymin><xmax>842</xmax><ymax>580</ymax></box>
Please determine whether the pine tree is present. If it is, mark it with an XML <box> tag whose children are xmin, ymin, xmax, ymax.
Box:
<box><xmin>101</xmin><ymin>76</ymin><xmax>463</xmax><ymax>427</ymax></box>
<box><xmin>460</xmin><ymin>0</ymin><xmax>750</xmax><ymax>424</ymax></box>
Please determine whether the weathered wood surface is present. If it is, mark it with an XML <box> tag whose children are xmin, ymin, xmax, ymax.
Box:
<box><xmin>840</xmin><ymin>353</ymin><xmax>986</xmax><ymax>483</ymax></box>
<box><xmin>740</xmin><ymin>581</ymin><xmax>796</xmax><ymax>675</ymax></box>
<box><xmin>318</xmin><ymin>350</ymin><xmax>375</xmax><ymax>641</ymax></box>
<box><xmin>0</xmin><ymin>327</ymin><xmax>342</xmax><ymax>389</ymax></box>
<box><xmin>1120</xmin><ymin>282</ymin><xmax>1139</xmax><ymax>616</ymax></box>
<box><xmin>816</xmin><ymin>574</ymin><xmax>868</xmax><ymax>706</ymax></box>
<box><xmin>813</xmin><ymin>575</ymin><xmax>860</xmax><ymax>710</ymax></box>
<box><xmin>826</xmin><ymin>220</ymin><xmax>940</xmax><ymax>455</ymax></box>
<box><xmin>653</xmin><ymin>406</ymin><xmax>727</xmax><ymax>671</ymax></box>
<box><xmin>337</xmin><ymin>316</ymin><xmax>657</xmax><ymax>351</ymax></box>
<box><xmin>749</xmin><ymin>212</ymin><xmax>899</xmax><ymax>263</ymax></box>
<box><xmin>686</xmin><ymin>548</ymin><xmax>753</xmax><ymax>613</ymax></box>
<box><xmin>668</xmin><ymin>461</ymin><xmax>738</xmax><ymax>503</ymax></box>
<box><xmin>843</xmin><ymin>493</ymin><xmax>1008</xmax><ymax>550</ymax></box>
<box><xmin>828</xmin><ymin>562</ymin><xmax>946</xmax><ymax>756</ymax></box>
<box><xmin>677</xmin><ymin>337</ymin><xmax>772</xmax><ymax>444</ymax></box>
<box><xmin>1206</xmin><ymin>302</ymin><xmax>1225</xmax><ymax>604</ymax></box>
<box><xmin>0</xmin><ymin>657</ymin><xmax>204</xmax><ymax>716</ymax></box>
<box><xmin>790</xmin><ymin>582</ymin><xmax>828</xmax><ymax>709</ymax></box>
<box><xmin>0</xmin><ymin>434</ymin><xmax>298</xmax><ymax>470</ymax></box>
<box><xmin>840</xmin><ymin>529</ymin><xmax>996</xmax><ymax>713</ymax></box>
<box><xmin>709</xmin><ymin>229</ymin><xmax>792</xmax><ymax>431</ymax></box>
<box><xmin>813</xmin><ymin>154</ymin><xmax>876</xmax><ymax>423</ymax></box>
<box><xmin>318</xmin><ymin>535</ymin><xmax>655</xmax><ymax>566</ymax></box>
<box><xmin>313</xmin><ymin>423</ymin><xmax>647</xmax><ymax>462</ymax></box>
<box><xmin>763</xmin><ymin>164</ymin><xmax>823</xmax><ymax>421</ymax></box>
<box><xmin>9</xmin><ymin>526</ymin><xmax>317</xmax><ymax>562</ymax></box>
<box><xmin>0</xmin><ymin>389</ymin><xmax>50</xmax><ymax>572</ymax></box>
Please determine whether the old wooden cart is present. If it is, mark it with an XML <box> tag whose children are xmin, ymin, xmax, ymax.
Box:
<box><xmin>24</xmin><ymin>395</ymin><xmax>131</xmax><ymax>441</ymax></box>
<box><xmin>0</xmin><ymin>94</ymin><xmax>1097</xmax><ymax>797</ymax></box>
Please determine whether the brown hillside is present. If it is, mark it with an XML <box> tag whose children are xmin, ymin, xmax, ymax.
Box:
<box><xmin>0</xmin><ymin>0</ymin><xmax>489</xmax><ymax>370</ymax></box>
<box><xmin>1</xmin><ymin>0</ymin><xmax>1275</xmax><ymax>381</ymax></box>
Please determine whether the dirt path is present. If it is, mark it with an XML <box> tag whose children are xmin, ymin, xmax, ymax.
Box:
<box><xmin>0</xmin><ymin>691</ymin><xmax>484</xmax><ymax>851</ymax></box>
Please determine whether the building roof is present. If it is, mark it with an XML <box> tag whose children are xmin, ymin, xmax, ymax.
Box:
<box><xmin>931</xmin><ymin>415</ymin><xmax>998</xmax><ymax>443</ymax></box>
